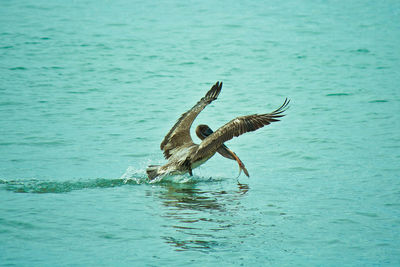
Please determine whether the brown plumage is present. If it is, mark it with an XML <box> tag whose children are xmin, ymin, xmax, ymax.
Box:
<box><xmin>193</xmin><ymin>98</ymin><xmax>289</xmax><ymax>163</ymax></box>
<box><xmin>160</xmin><ymin>81</ymin><xmax>222</xmax><ymax>159</ymax></box>
<box><xmin>146</xmin><ymin>81</ymin><xmax>289</xmax><ymax>180</ymax></box>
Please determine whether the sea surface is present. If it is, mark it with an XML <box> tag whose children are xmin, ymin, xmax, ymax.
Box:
<box><xmin>1</xmin><ymin>0</ymin><xmax>399</xmax><ymax>266</ymax></box>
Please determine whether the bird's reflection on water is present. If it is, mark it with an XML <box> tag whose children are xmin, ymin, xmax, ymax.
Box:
<box><xmin>154</xmin><ymin>181</ymin><xmax>249</xmax><ymax>252</ymax></box>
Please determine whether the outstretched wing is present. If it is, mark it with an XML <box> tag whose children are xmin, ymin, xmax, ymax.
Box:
<box><xmin>160</xmin><ymin>81</ymin><xmax>223</xmax><ymax>159</ymax></box>
<box><xmin>194</xmin><ymin>98</ymin><xmax>290</xmax><ymax>161</ymax></box>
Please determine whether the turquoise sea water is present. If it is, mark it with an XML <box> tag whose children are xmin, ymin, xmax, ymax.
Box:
<box><xmin>1</xmin><ymin>0</ymin><xmax>399</xmax><ymax>265</ymax></box>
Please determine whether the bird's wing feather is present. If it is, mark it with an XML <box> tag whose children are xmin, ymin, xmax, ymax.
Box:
<box><xmin>160</xmin><ymin>81</ymin><xmax>222</xmax><ymax>159</ymax></box>
<box><xmin>194</xmin><ymin>98</ymin><xmax>290</xmax><ymax>161</ymax></box>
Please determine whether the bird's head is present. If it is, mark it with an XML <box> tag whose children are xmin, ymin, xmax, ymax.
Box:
<box><xmin>196</xmin><ymin>124</ymin><xmax>214</xmax><ymax>140</ymax></box>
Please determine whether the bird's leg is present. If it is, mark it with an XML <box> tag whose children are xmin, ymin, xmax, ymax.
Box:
<box><xmin>183</xmin><ymin>158</ymin><xmax>193</xmax><ymax>176</ymax></box>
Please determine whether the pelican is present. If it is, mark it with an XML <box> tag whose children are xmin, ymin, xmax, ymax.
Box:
<box><xmin>146</xmin><ymin>81</ymin><xmax>289</xmax><ymax>180</ymax></box>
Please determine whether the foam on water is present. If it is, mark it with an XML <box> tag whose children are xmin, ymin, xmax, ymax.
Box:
<box><xmin>121</xmin><ymin>165</ymin><xmax>227</xmax><ymax>184</ymax></box>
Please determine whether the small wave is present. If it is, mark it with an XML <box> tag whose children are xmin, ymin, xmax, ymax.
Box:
<box><xmin>9</xmin><ymin>67</ymin><xmax>27</xmax><ymax>70</ymax></box>
<box><xmin>0</xmin><ymin>177</ymin><xmax>142</xmax><ymax>194</ymax></box>
<box><xmin>369</xmin><ymin>99</ymin><xmax>388</xmax><ymax>103</ymax></box>
<box><xmin>352</xmin><ymin>48</ymin><xmax>370</xmax><ymax>54</ymax></box>
<box><xmin>326</xmin><ymin>93</ymin><xmax>352</xmax><ymax>97</ymax></box>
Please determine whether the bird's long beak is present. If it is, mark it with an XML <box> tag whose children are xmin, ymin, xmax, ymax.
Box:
<box><xmin>196</xmin><ymin>124</ymin><xmax>250</xmax><ymax>177</ymax></box>
<box><xmin>218</xmin><ymin>145</ymin><xmax>250</xmax><ymax>177</ymax></box>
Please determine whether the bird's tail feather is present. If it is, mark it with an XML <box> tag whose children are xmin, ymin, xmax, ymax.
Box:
<box><xmin>146</xmin><ymin>165</ymin><xmax>161</xmax><ymax>180</ymax></box>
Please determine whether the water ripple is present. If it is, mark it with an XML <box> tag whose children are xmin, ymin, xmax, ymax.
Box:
<box><xmin>0</xmin><ymin>178</ymin><xmax>139</xmax><ymax>193</ymax></box>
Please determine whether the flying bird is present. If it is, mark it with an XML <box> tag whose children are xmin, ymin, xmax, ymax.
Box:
<box><xmin>146</xmin><ymin>81</ymin><xmax>289</xmax><ymax>180</ymax></box>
